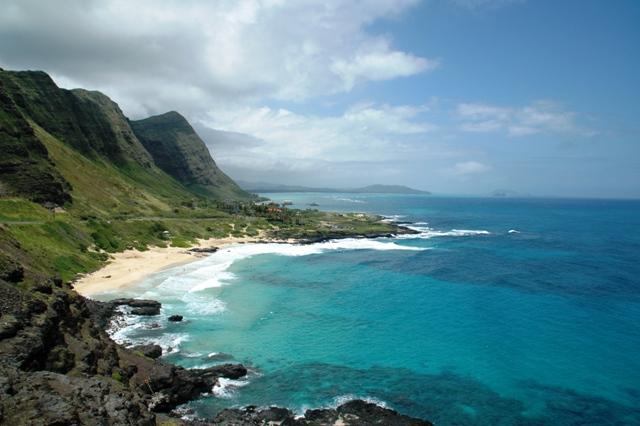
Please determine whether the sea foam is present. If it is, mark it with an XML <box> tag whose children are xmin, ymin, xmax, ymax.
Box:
<box><xmin>155</xmin><ymin>239</ymin><xmax>425</xmax><ymax>295</ymax></box>
<box><xmin>397</xmin><ymin>224</ymin><xmax>490</xmax><ymax>239</ymax></box>
<box><xmin>212</xmin><ymin>377</ymin><xmax>250</xmax><ymax>398</ymax></box>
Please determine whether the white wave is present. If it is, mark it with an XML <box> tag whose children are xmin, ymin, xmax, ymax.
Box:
<box><xmin>153</xmin><ymin>239</ymin><xmax>424</xmax><ymax>297</ymax></box>
<box><xmin>144</xmin><ymin>332</ymin><xmax>189</xmax><ymax>355</ymax></box>
<box><xmin>326</xmin><ymin>195</ymin><xmax>365</xmax><ymax>203</ymax></box>
<box><xmin>180</xmin><ymin>351</ymin><xmax>204</xmax><ymax>358</ymax></box>
<box><xmin>508</xmin><ymin>229</ymin><xmax>520</xmax><ymax>234</ymax></box>
<box><xmin>105</xmin><ymin>305</ymin><xmax>189</xmax><ymax>355</ymax></box>
<box><xmin>106</xmin><ymin>237</ymin><xmax>426</xmax><ymax>354</ymax></box>
<box><xmin>380</xmin><ymin>214</ymin><xmax>406</xmax><ymax>223</ymax></box>
<box><xmin>123</xmin><ymin>331</ymin><xmax>188</xmax><ymax>355</ymax></box>
<box><xmin>291</xmin><ymin>394</ymin><xmax>391</xmax><ymax>418</ymax></box>
<box><xmin>180</xmin><ymin>292</ymin><xmax>226</xmax><ymax>315</ymax></box>
<box><xmin>331</xmin><ymin>394</ymin><xmax>389</xmax><ymax>409</ymax></box>
<box><xmin>106</xmin><ymin>306</ymin><xmax>152</xmax><ymax>344</ymax></box>
<box><xmin>212</xmin><ymin>377</ymin><xmax>250</xmax><ymax>398</ymax></box>
<box><xmin>398</xmin><ymin>225</ymin><xmax>490</xmax><ymax>239</ymax></box>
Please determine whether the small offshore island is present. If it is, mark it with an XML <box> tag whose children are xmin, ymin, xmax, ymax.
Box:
<box><xmin>0</xmin><ymin>69</ymin><xmax>429</xmax><ymax>425</ymax></box>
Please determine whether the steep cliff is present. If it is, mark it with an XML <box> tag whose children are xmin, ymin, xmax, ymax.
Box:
<box><xmin>0</xmin><ymin>70</ymin><xmax>152</xmax><ymax>166</ymax></box>
<box><xmin>131</xmin><ymin>111</ymin><xmax>252</xmax><ymax>200</ymax></box>
<box><xmin>0</xmin><ymin>69</ymin><xmax>249</xmax><ymax>211</ymax></box>
<box><xmin>0</xmin><ymin>71</ymin><xmax>72</xmax><ymax>205</ymax></box>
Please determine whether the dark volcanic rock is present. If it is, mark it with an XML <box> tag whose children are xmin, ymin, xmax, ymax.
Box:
<box><xmin>0</xmin><ymin>279</ymin><xmax>156</xmax><ymax>424</ymax></box>
<box><xmin>131</xmin><ymin>344</ymin><xmax>163</xmax><ymax>359</ymax></box>
<box><xmin>200</xmin><ymin>363</ymin><xmax>248</xmax><ymax>380</ymax></box>
<box><xmin>111</xmin><ymin>298</ymin><xmax>161</xmax><ymax>309</ymax></box>
<box><xmin>207</xmin><ymin>400</ymin><xmax>432</xmax><ymax>425</ymax></box>
<box><xmin>110</xmin><ymin>298</ymin><xmax>161</xmax><ymax>316</ymax></box>
<box><xmin>189</xmin><ymin>247</ymin><xmax>219</xmax><ymax>254</ymax></box>
<box><xmin>0</xmin><ymin>256</ymin><xmax>24</xmax><ymax>284</ymax></box>
<box><xmin>118</xmin><ymin>344</ymin><xmax>248</xmax><ymax>413</ymax></box>
<box><xmin>0</xmin><ymin>314</ymin><xmax>21</xmax><ymax>339</ymax></box>
<box><xmin>168</xmin><ymin>314</ymin><xmax>183</xmax><ymax>322</ymax></box>
<box><xmin>336</xmin><ymin>399</ymin><xmax>431</xmax><ymax>425</ymax></box>
<box><xmin>0</xmin><ymin>366</ymin><xmax>155</xmax><ymax>426</ymax></box>
<box><xmin>131</xmin><ymin>306</ymin><xmax>160</xmax><ymax>316</ymax></box>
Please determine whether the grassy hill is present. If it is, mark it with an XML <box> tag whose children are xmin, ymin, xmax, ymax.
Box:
<box><xmin>0</xmin><ymin>68</ymin><xmax>405</xmax><ymax>285</ymax></box>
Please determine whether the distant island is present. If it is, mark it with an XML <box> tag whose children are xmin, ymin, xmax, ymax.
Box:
<box><xmin>490</xmin><ymin>189</ymin><xmax>530</xmax><ymax>198</ymax></box>
<box><xmin>238</xmin><ymin>181</ymin><xmax>431</xmax><ymax>195</ymax></box>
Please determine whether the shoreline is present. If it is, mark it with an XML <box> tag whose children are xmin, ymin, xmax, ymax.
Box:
<box><xmin>73</xmin><ymin>234</ymin><xmax>298</xmax><ymax>297</ymax></box>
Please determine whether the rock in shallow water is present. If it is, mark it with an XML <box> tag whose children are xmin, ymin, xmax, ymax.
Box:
<box><xmin>206</xmin><ymin>400</ymin><xmax>432</xmax><ymax>425</ymax></box>
<box><xmin>168</xmin><ymin>314</ymin><xmax>183</xmax><ymax>322</ymax></box>
<box><xmin>109</xmin><ymin>298</ymin><xmax>162</xmax><ymax>316</ymax></box>
<box><xmin>131</xmin><ymin>344</ymin><xmax>163</xmax><ymax>359</ymax></box>
<box><xmin>130</xmin><ymin>306</ymin><xmax>160</xmax><ymax>316</ymax></box>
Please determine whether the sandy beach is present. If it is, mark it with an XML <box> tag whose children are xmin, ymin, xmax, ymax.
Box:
<box><xmin>73</xmin><ymin>235</ymin><xmax>281</xmax><ymax>297</ymax></box>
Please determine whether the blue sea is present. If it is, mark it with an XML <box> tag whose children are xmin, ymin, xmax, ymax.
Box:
<box><xmin>97</xmin><ymin>194</ymin><xmax>640</xmax><ymax>425</ymax></box>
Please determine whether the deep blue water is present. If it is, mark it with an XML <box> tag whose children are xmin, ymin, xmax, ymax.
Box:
<box><xmin>100</xmin><ymin>194</ymin><xmax>640</xmax><ymax>425</ymax></box>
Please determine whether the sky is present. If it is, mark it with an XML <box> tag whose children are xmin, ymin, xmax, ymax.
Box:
<box><xmin>0</xmin><ymin>0</ymin><xmax>638</xmax><ymax>198</ymax></box>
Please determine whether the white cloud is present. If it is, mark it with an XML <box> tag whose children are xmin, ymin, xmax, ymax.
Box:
<box><xmin>201</xmin><ymin>102</ymin><xmax>436</xmax><ymax>169</ymax></box>
<box><xmin>457</xmin><ymin>101</ymin><xmax>592</xmax><ymax>137</ymax></box>
<box><xmin>0</xmin><ymin>0</ymin><xmax>434</xmax><ymax>117</ymax></box>
<box><xmin>450</xmin><ymin>160</ymin><xmax>491</xmax><ymax>175</ymax></box>
<box><xmin>331</xmin><ymin>38</ymin><xmax>439</xmax><ymax>91</ymax></box>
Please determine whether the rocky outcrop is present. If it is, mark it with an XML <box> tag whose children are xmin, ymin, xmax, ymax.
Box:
<box><xmin>0</xmin><ymin>366</ymin><xmax>155</xmax><ymax>426</ymax></box>
<box><xmin>189</xmin><ymin>247</ymin><xmax>219</xmax><ymax>254</ymax></box>
<box><xmin>200</xmin><ymin>400</ymin><xmax>432</xmax><ymax>425</ymax></box>
<box><xmin>0</xmin><ymin>276</ymin><xmax>249</xmax><ymax>424</ymax></box>
<box><xmin>168</xmin><ymin>314</ymin><xmax>183</xmax><ymax>322</ymax></box>
<box><xmin>0</xmin><ymin>69</ymin><xmax>153</xmax><ymax>167</ymax></box>
<box><xmin>111</xmin><ymin>298</ymin><xmax>162</xmax><ymax>316</ymax></box>
<box><xmin>130</xmin><ymin>344</ymin><xmax>162</xmax><ymax>359</ymax></box>
<box><xmin>0</xmin><ymin>70</ymin><xmax>72</xmax><ymax>205</ymax></box>
<box><xmin>131</xmin><ymin>111</ymin><xmax>252</xmax><ymax>200</ymax></box>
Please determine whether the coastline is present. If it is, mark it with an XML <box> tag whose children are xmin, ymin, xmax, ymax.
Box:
<box><xmin>73</xmin><ymin>234</ymin><xmax>297</xmax><ymax>297</ymax></box>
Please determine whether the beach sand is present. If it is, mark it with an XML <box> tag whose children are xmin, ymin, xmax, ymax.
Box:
<box><xmin>73</xmin><ymin>235</ymin><xmax>287</xmax><ymax>297</ymax></box>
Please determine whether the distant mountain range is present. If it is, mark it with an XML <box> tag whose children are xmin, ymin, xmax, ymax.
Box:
<box><xmin>238</xmin><ymin>181</ymin><xmax>430</xmax><ymax>195</ymax></box>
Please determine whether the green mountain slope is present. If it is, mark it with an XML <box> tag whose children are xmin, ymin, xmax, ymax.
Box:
<box><xmin>0</xmin><ymin>68</ymin><xmax>403</xmax><ymax>285</ymax></box>
<box><xmin>0</xmin><ymin>68</ymin><xmax>254</xmax><ymax>280</ymax></box>
<box><xmin>0</xmin><ymin>76</ymin><xmax>71</xmax><ymax>205</ymax></box>
<box><xmin>131</xmin><ymin>111</ymin><xmax>252</xmax><ymax>200</ymax></box>
<box><xmin>0</xmin><ymin>68</ymin><xmax>250</xmax><ymax>212</ymax></box>
<box><xmin>0</xmin><ymin>70</ymin><xmax>153</xmax><ymax>166</ymax></box>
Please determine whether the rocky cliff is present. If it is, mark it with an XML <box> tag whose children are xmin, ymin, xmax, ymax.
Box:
<box><xmin>0</xmin><ymin>68</ymin><xmax>249</xmax><ymax>207</ymax></box>
<box><xmin>0</xmin><ymin>71</ymin><xmax>72</xmax><ymax>205</ymax></box>
<box><xmin>131</xmin><ymin>111</ymin><xmax>251</xmax><ymax>200</ymax></box>
<box><xmin>0</xmin><ymin>271</ymin><xmax>250</xmax><ymax>425</ymax></box>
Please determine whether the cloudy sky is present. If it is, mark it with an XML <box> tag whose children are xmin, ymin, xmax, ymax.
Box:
<box><xmin>1</xmin><ymin>0</ymin><xmax>639</xmax><ymax>197</ymax></box>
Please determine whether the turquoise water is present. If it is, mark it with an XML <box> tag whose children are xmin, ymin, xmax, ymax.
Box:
<box><xmin>98</xmin><ymin>194</ymin><xmax>640</xmax><ymax>425</ymax></box>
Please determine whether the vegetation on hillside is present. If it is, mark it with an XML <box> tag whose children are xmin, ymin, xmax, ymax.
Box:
<box><xmin>131</xmin><ymin>111</ymin><xmax>251</xmax><ymax>201</ymax></box>
<box><xmin>0</xmin><ymin>68</ymin><xmax>406</xmax><ymax>288</ymax></box>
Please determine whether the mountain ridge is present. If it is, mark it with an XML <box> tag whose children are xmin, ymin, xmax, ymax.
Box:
<box><xmin>0</xmin><ymin>68</ymin><xmax>251</xmax><ymax>209</ymax></box>
<box><xmin>130</xmin><ymin>111</ymin><xmax>250</xmax><ymax>201</ymax></box>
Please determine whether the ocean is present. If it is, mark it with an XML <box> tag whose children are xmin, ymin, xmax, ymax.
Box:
<box><xmin>96</xmin><ymin>194</ymin><xmax>640</xmax><ymax>425</ymax></box>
